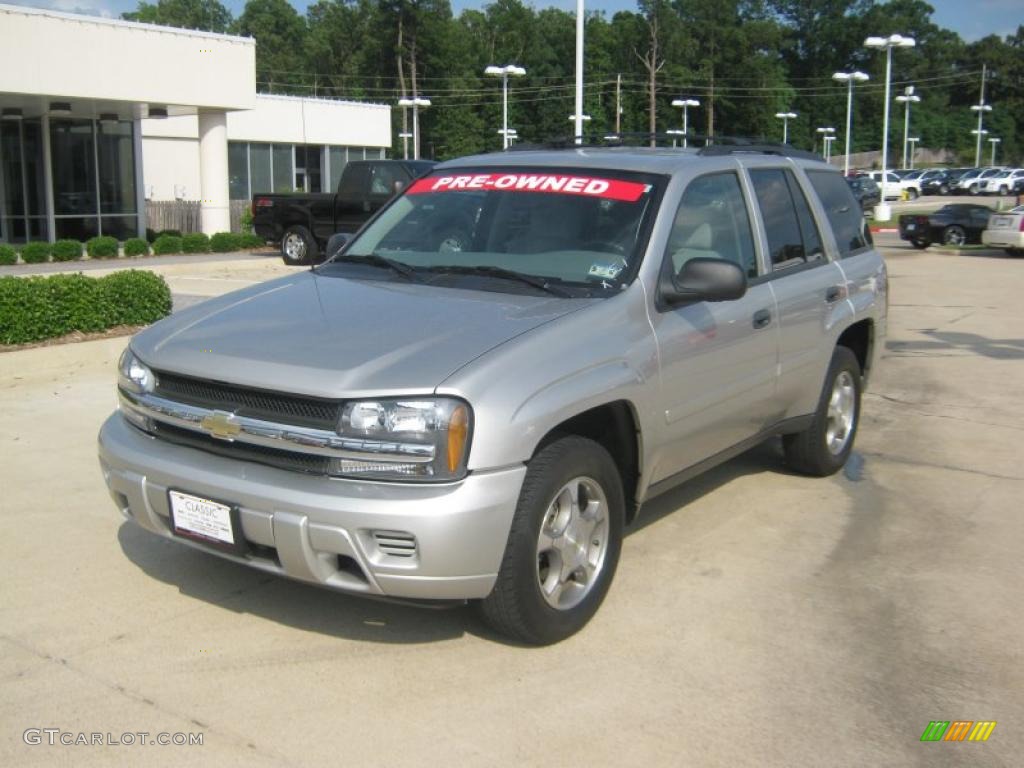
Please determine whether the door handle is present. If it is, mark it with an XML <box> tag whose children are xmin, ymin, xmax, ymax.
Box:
<box><xmin>826</xmin><ymin>285</ymin><xmax>844</xmax><ymax>303</ymax></box>
<box><xmin>752</xmin><ymin>309</ymin><xmax>772</xmax><ymax>329</ymax></box>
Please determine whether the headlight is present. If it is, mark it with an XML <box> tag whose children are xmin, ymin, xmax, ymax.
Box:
<box><xmin>118</xmin><ymin>348</ymin><xmax>154</xmax><ymax>394</ymax></box>
<box><xmin>335</xmin><ymin>398</ymin><xmax>472</xmax><ymax>481</ymax></box>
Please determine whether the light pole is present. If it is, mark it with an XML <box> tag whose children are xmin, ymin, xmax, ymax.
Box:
<box><xmin>397</xmin><ymin>97</ymin><xmax>431</xmax><ymax>159</ymax></box>
<box><xmin>971</xmin><ymin>103</ymin><xmax>993</xmax><ymax>166</ymax></box>
<box><xmin>398</xmin><ymin>131</ymin><xmax>412</xmax><ymax>160</ymax></box>
<box><xmin>832</xmin><ymin>70</ymin><xmax>869</xmax><ymax>177</ymax></box>
<box><xmin>907</xmin><ymin>137</ymin><xmax>919</xmax><ymax>169</ymax></box>
<box><xmin>666</xmin><ymin>128</ymin><xmax>685</xmax><ymax>147</ymax></box>
<box><xmin>865</xmin><ymin>33</ymin><xmax>916</xmax><ymax>220</ymax></box>
<box><xmin>671</xmin><ymin>98</ymin><xmax>699</xmax><ymax>148</ymax></box>
<box><xmin>894</xmin><ymin>86</ymin><xmax>921</xmax><ymax>169</ymax></box>
<box><xmin>574</xmin><ymin>0</ymin><xmax>584</xmax><ymax>144</ymax></box>
<box><xmin>824</xmin><ymin>135</ymin><xmax>837</xmax><ymax>162</ymax></box>
<box><xmin>816</xmin><ymin>126</ymin><xmax>835</xmax><ymax>157</ymax></box>
<box><xmin>775</xmin><ymin>111</ymin><xmax>797</xmax><ymax>144</ymax></box>
<box><xmin>988</xmin><ymin>136</ymin><xmax>1000</xmax><ymax>166</ymax></box>
<box><xmin>498</xmin><ymin>128</ymin><xmax>518</xmax><ymax>146</ymax></box>
<box><xmin>485</xmin><ymin>64</ymin><xmax>526</xmax><ymax>150</ymax></box>
<box><xmin>568</xmin><ymin>114</ymin><xmax>592</xmax><ymax>140</ymax></box>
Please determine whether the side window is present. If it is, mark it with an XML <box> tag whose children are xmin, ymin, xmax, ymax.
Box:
<box><xmin>748</xmin><ymin>168</ymin><xmax>824</xmax><ymax>269</ymax></box>
<box><xmin>338</xmin><ymin>163</ymin><xmax>369</xmax><ymax>198</ymax></box>
<box><xmin>369</xmin><ymin>164</ymin><xmax>407</xmax><ymax>198</ymax></box>
<box><xmin>806</xmin><ymin>170</ymin><xmax>870</xmax><ymax>257</ymax></box>
<box><xmin>666</xmin><ymin>172</ymin><xmax>758</xmax><ymax>279</ymax></box>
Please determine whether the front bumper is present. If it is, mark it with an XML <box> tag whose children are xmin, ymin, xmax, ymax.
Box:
<box><xmin>98</xmin><ymin>414</ymin><xmax>525</xmax><ymax>600</ymax></box>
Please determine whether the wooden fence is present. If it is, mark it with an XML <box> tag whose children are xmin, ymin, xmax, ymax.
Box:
<box><xmin>145</xmin><ymin>200</ymin><xmax>250</xmax><ymax>234</ymax></box>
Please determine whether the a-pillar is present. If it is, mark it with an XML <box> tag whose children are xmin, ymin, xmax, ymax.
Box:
<box><xmin>197</xmin><ymin>109</ymin><xmax>230</xmax><ymax>235</ymax></box>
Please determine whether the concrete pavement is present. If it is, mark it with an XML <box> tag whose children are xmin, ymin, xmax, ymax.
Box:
<box><xmin>1</xmin><ymin>245</ymin><xmax>1021</xmax><ymax>767</ymax></box>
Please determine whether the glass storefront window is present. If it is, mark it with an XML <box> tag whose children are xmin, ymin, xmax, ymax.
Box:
<box><xmin>228</xmin><ymin>141</ymin><xmax>249</xmax><ymax>200</ymax></box>
<box><xmin>250</xmin><ymin>143</ymin><xmax>271</xmax><ymax>196</ymax></box>
<box><xmin>100</xmin><ymin>215</ymin><xmax>139</xmax><ymax>241</ymax></box>
<box><xmin>55</xmin><ymin>216</ymin><xmax>99</xmax><ymax>241</ymax></box>
<box><xmin>51</xmin><ymin>120</ymin><xmax>97</xmax><ymax>216</ymax></box>
<box><xmin>97</xmin><ymin>120</ymin><xmax>136</xmax><ymax>213</ymax></box>
<box><xmin>272</xmin><ymin>144</ymin><xmax>292</xmax><ymax>193</ymax></box>
<box><xmin>1</xmin><ymin>122</ymin><xmax>25</xmax><ymax>218</ymax></box>
<box><xmin>22</xmin><ymin>122</ymin><xmax>46</xmax><ymax>217</ymax></box>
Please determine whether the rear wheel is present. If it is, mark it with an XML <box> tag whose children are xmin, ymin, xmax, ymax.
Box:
<box><xmin>911</xmin><ymin>239</ymin><xmax>930</xmax><ymax>250</ymax></box>
<box><xmin>281</xmin><ymin>225</ymin><xmax>318</xmax><ymax>266</ymax></box>
<box><xmin>938</xmin><ymin>184</ymin><xmax>949</xmax><ymax>195</ymax></box>
<box><xmin>942</xmin><ymin>225</ymin><xmax>966</xmax><ymax>246</ymax></box>
<box><xmin>783</xmin><ymin>346</ymin><xmax>862</xmax><ymax>477</ymax></box>
<box><xmin>479</xmin><ymin>436</ymin><xmax>624</xmax><ymax>645</ymax></box>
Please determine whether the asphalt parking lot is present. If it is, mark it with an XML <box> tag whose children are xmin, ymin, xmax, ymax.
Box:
<box><xmin>2</xmin><ymin>241</ymin><xmax>1022</xmax><ymax>767</ymax></box>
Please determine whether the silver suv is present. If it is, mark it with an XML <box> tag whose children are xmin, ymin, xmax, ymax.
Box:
<box><xmin>99</xmin><ymin>145</ymin><xmax>887</xmax><ymax>644</ymax></box>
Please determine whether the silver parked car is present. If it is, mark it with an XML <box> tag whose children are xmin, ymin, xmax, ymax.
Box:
<box><xmin>99</xmin><ymin>145</ymin><xmax>887</xmax><ymax>644</ymax></box>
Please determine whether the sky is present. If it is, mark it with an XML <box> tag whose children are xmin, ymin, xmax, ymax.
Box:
<box><xmin>3</xmin><ymin>0</ymin><xmax>1019</xmax><ymax>42</ymax></box>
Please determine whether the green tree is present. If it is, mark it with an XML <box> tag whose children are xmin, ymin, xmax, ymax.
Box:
<box><xmin>234</xmin><ymin>0</ymin><xmax>309</xmax><ymax>92</ymax></box>
<box><xmin>123</xmin><ymin>0</ymin><xmax>232</xmax><ymax>32</ymax></box>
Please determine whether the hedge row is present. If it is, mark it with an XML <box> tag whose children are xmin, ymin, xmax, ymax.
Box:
<box><xmin>0</xmin><ymin>270</ymin><xmax>172</xmax><ymax>345</ymax></box>
<box><xmin>0</xmin><ymin>232</ymin><xmax>266</xmax><ymax>264</ymax></box>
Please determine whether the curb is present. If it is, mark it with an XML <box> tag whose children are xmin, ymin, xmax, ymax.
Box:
<box><xmin>870</xmin><ymin>227</ymin><xmax>898</xmax><ymax>233</ymax></box>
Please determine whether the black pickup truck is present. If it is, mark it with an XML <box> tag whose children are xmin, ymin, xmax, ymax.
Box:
<box><xmin>253</xmin><ymin>159</ymin><xmax>435</xmax><ymax>264</ymax></box>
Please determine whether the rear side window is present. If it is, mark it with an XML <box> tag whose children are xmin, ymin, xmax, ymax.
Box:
<box><xmin>748</xmin><ymin>168</ymin><xmax>824</xmax><ymax>269</ymax></box>
<box><xmin>806</xmin><ymin>170</ymin><xmax>871</xmax><ymax>257</ymax></box>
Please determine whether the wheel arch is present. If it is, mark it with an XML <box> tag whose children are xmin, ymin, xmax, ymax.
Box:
<box><xmin>836</xmin><ymin>318</ymin><xmax>874</xmax><ymax>383</ymax></box>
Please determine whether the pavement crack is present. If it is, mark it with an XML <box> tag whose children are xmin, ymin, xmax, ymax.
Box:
<box><xmin>859</xmin><ymin>451</ymin><xmax>1024</xmax><ymax>482</ymax></box>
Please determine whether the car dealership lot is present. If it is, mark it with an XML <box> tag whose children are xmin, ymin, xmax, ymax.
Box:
<box><xmin>2</xmin><ymin>244</ymin><xmax>1022</xmax><ymax>766</ymax></box>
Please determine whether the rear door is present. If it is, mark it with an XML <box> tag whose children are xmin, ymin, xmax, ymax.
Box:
<box><xmin>648</xmin><ymin>170</ymin><xmax>779</xmax><ymax>481</ymax></box>
<box><xmin>333</xmin><ymin>162</ymin><xmax>372</xmax><ymax>234</ymax></box>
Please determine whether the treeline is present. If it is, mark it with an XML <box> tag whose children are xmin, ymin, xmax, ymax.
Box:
<box><xmin>124</xmin><ymin>0</ymin><xmax>1023</xmax><ymax>164</ymax></box>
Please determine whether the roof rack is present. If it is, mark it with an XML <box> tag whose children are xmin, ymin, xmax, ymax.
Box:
<box><xmin>505</xmin><ymin>132</ymin><xmax>823</xmax><ymax>162</ymax></box>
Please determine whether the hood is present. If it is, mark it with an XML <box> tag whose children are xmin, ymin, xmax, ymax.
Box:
<box><xmin>131</xmin><ymin>272</ymin><xmax>587</xmax><ymax>398</ymax></box>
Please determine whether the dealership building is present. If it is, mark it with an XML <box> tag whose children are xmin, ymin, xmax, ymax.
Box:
<box><xmin>0</xmin><ymin>3</ymin><xmax>391</xmax><ymax>243</ymax></box>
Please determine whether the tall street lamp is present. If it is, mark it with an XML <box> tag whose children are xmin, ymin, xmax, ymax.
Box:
<box><xmin>397</xmin><ymin>97</ymin><xmax>431</xmax><ymax>159</ymax></box>
<box><xmin>971</xmin><ymin>102</ymin><xmax>993</xmax><ymax>166</ymax></box>
<box><xmin>398</xmin><ymin>131</ymin><xmax>413</xmax><ymax>160</ymax></box>
<box><xmin>775</xmin><ymin>111</ymin><xmax>797</xmax><ymax>144</ymax></box>
<box><xmin>485</xmin><ymin>64</ymin><xmax>526</xmax><ymax>150</ymax></box>
<box><xmin>988</xmin><ymin>136</ymin><xmax>1000</xmax><ymax>165</ymax></box>
<box><xmin>824</xmin><ymin>135</ymin><xmax>837</xmax><ymax>162</ymax></box>
<box><xmin>816</xmin><ymin>126</ymin><xmax>835</xmax><ymax>157</ymax></box>
<box><xmin>894</xmin><ymin>86</ymin><xmax>921</xmax><ymax>169</ymax></box>
<box><xmin>832</xmin><ymin>70</ymin><xmax>869</xmax><ymax>177</ymax></box>
<box><xmin>907</xmin><ymin>136</ymin><xmax>920</xmax><ymax>169</ymax></box>
<box><xmin>574</xmin><ymin>0</ymin><xmax>584</xmax><ymax>144</ymax></box>
<box><xmin>865</xmin><ymin>33</ymin><xmax>915</xmax><ymax>220</ymax></box>
<box><xmin>497</xmin><ymin>128</ymin><xmax>518</xmax><ymax>146</ymax></box>
<box><xmin>671</xmin><ymin>98</ymin><xmax>699</xmax><ymax>148</ymax></box>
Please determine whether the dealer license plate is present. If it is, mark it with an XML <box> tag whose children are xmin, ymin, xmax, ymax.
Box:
<box><xmin>905</xmin><ymin>223</ymin><xmax>916</xmax><ymax>231</ymax></box>
<box><xmin>168</xmin><ymin>490</ymin><xmax>238</xmax><ymax>549</ymax></box>
<box><xmin>993</xmin><ymin>217</ymin><xmax>1010</xmax><ymax>229</ymax></box>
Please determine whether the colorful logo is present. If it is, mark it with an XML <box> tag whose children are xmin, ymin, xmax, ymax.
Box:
<box><xmin>920</xmin><ymin>721</ymin><xmax>996</xmax><ymax>742</ymax></box>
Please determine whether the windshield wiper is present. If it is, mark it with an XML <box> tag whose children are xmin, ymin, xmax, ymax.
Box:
<box><xmin>330</xmin><ymin>253</ymin><xmax>420</xmax><ymax>282</ymax></box>
<box><xmin>423</xmin><ymin>265</ymin><xmax>573</xmax><ymax>297</ymax></box>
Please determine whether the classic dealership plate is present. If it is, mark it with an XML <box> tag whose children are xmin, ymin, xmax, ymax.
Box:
<box><xmin>168</xmin><ymin>490</ymin><xmax>245</xmax><ymax>553</ymax></box>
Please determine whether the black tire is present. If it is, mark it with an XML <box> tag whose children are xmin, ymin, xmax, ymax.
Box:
<box><xmin>999</xmin><ymin>185</ymin><xmax>1009</xmax><ymax>196</ymax></box>
<box><xmin>942</xmin><ymin>225</ymin><xmax>966</xmax><ymax>246</ymax></box>
<box><xmin>783</xmin><ymin>346</ymin><xmax>862</xmax><ymax>477</ymax></box>
<box><xmin>479</xmin><ymin>436</ymin><xmax>625</xmax><ymax>645</ymax></box>
<box><xmin>1006</xmin><ymin>248</ymin><xmax>1023</xmax><ymax>258</ymax></box>
<box><xmin>938</xmin><ymin>184</ymin><xmax>949</xmax><ymax>195</ymax></box>
<box><xmin>281</xmin><ymin>225</ymin><xmax>318</xmax><ymax>266</ymax></box>
<box><xmin>906</xmin><ymin>188</ymin><xmax>919</xmax><ymax>201</ymax></box>
<box><xmin>911</xmin><ymin>239</ymin><xmax>930</xmax><ymax>250</ymax></box>
<box><xmin>969</xmin><ymin>183</ymin><xmax>979</xmax><ymax>196</ymax></box>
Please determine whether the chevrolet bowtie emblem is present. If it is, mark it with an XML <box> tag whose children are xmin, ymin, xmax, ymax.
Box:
<box><xmin>200</xmin><ymin>410</ymin><xmax>241</xmax><ymax>440</ymax></box>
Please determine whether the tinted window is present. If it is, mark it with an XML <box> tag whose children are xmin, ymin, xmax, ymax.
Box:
<box><xmin>807</xmin><ymin>170</ymin><xmax>871</xmax><ymax>257</ymax></box>
<box><xmin>749</xmin><ymin>168</ymin><xmax>823</xmax><ymax>268</ymax></box>
<box><xmin>666</xmin><ymin>172</ymin><xmax>758</xmax><ymax>278</ymax></box>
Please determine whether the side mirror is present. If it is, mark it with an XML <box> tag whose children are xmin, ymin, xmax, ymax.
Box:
<box><xmin>660</xmin><ymin>257</ymin><xmax>747</xmax><ymax>307</ymax></box>
<box><xmin>325</xmin><ymin>232</ymin><xmax>351</xmax><ymax>260</ymax></box>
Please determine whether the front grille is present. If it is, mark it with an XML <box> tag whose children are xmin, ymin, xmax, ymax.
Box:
<box><xmin>154</xmin><ymin>371</ymin><xmax>342</xmax><ymax>429</ymax></box>
<box><xmin>152</xmin><ymin>422</ymin><xmax>332</xmax><ymax>475</ymax></box>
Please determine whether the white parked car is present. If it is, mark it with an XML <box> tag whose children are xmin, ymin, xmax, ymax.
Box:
<box><xmin>982</xmin><ymin>205</ymin><xmax>1024</xmax><ymax>256</ymax></box>
<box><xmin>867</xmin><ymin>170</ymin><xmax>903</xmax><ymax>201</ymax></box>
<box><xmin>896</xmin><ymin>169</ymin><xmax>927</xmax><ymax>200</ymax></box>
<box><xmin>982</xmin><ymin>169</ymin><xmax>1024</xmax><ymax>196</ymax></box>
<box><xmin>956</xmin><ymin>167</ymin><xmax>1003</xmax><ymax>195</ymax></box>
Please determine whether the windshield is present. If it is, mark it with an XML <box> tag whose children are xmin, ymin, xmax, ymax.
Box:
<box><xmin>331</xmin><ymin>168</ymin><xmax>662</xmax><ymax>296</ymax></box>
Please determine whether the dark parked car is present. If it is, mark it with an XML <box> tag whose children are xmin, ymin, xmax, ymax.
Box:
<box><xmin>898</xmin><ymin>203</ymin><xmax>992</xmax><ymax>248</ymax></box>
<box><xmin>845</xmin><ymin>176</ymin><xmax>880</xmax><ymax>211</ymax></box>
<box><xmin>920</xmin><ymin>169</ymin><xmax>955</xmax><ymax>196</ymax></box>
<box><xmin>253</xmin><ymin>159</ymin><xmax>436</xmax><ymax>265</ymax></box>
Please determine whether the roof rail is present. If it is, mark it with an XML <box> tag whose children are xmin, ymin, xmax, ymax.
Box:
<box><xmin>505</xmin><ymin>132</ymin><xmax>824</xmax><ymax>162</ymax></box>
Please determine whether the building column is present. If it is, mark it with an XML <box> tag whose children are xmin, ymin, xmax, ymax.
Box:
<box><xmin>197</xmin><ymin>109</ymin><xmax>230</xmax><ymax>234</ymax></box>
<box><xmin>40</xmin><ymin>114</ymin><xmax>56</xmax><ymax>242</ymax></box>
<box><xmin>133</xmin><ymin>117</ymin><xmax>147</xmax><ymax>238</ymax></box>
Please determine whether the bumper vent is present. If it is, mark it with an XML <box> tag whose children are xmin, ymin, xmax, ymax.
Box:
<box><xmin>373</xmin><ymin>530</ymin><xmax>418</xmax><ymax>559</ymax></box>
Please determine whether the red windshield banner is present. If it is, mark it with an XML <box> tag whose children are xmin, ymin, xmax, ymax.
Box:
<box><xmin>406</xmin><ymin>173</ymin><xmax>649</xmax><ymax>202</ymax></box>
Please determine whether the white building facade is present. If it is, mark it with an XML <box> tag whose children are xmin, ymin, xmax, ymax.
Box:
<box><xmin>0</xmin><ymin>3</ymin><xmax>391</xmax><ymax>242</ymax></box>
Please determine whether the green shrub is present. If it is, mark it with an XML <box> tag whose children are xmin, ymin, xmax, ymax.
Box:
<box><xmin>152</xmin><ymin>234</ymin><xmax>182</xmax><ymax>255</ymax></box>
<box><xmin>0</xmin><ymin>245</ymin><xmax>16</xmax><ymax>266</ymax></box>
<box><xmin>181</xmin><ymin>232</ymin><xmax>210</xmax><ymax>253</ymax></box>
<box><xmin>210</xmin><ymin>232</ymin><xmax>241</xmax><ymax>252</ymax></box>
<box><xmin>239</xmin><ymin>233</ymin><xmax>265</xmax><ymax>248</ymax></box>
<box><xmin>123</xmin><ymin>237</ymin><xmax>149</xmax><ymax>257</ymax></box>
<box><xmin>86</xmin><ymin>236</ymin><xmax>119</xmax><ymax>259</ymax></box>
<box><xmin>240</xmin><ymin>207</ymin><xmax>254</xmax><ymax>234</ymax></box>
<box><xmin>20</xmin><ymin>242</ymin><xmax>51</xmax><ymax>264</ymax></box>
<box><xmin>52</xmin><ymin>239</ymin><xmax>83</xmax><ymax>262</ymax></box>
<box><xmin>159</xmin><ymin>229</ymin><xmax>182</xmax><ymax>239</ymax></box>
<box><xmin>0</xmin><ymin>270</ymin><xmax>171</xmax><ymax>345</ymax></box>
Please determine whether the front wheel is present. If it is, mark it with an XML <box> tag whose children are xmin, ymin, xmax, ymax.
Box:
<box><xmin>911</xmin><ymin>239</ymin><xmax>930</xmax><ymax>250</ymax></box>
<box><xmin>938</xmin><ymin>184</ymin><xmax>949</xmax><ymax>195</ymax></box>
<box><xmin>943</xmin><ymin>225</ymin><xmax>966</xmax><ymax>246</ymax></box>
<box><xmin>906</xmin><ymin>188</ymin><xmax>919</xmax><ymax>201</ymax></box>
<box><xmin>479</xmin><ymin>436</ymin><xmax>624</xmax><ymax>645</ymax></box>
<box><xmin>783</xmin><ymin>346</ymin><xmax>862</xmax><ymax>477</ymax></box>
<box><xmin>281</xmin><ymin>225</ymin><xmax>318</xmax><ymax>265</ymax></box>
<box><xmin>999</xmin><ymin>185</ymin><xmax>1009</xmax><ymax>196</ymax></box>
